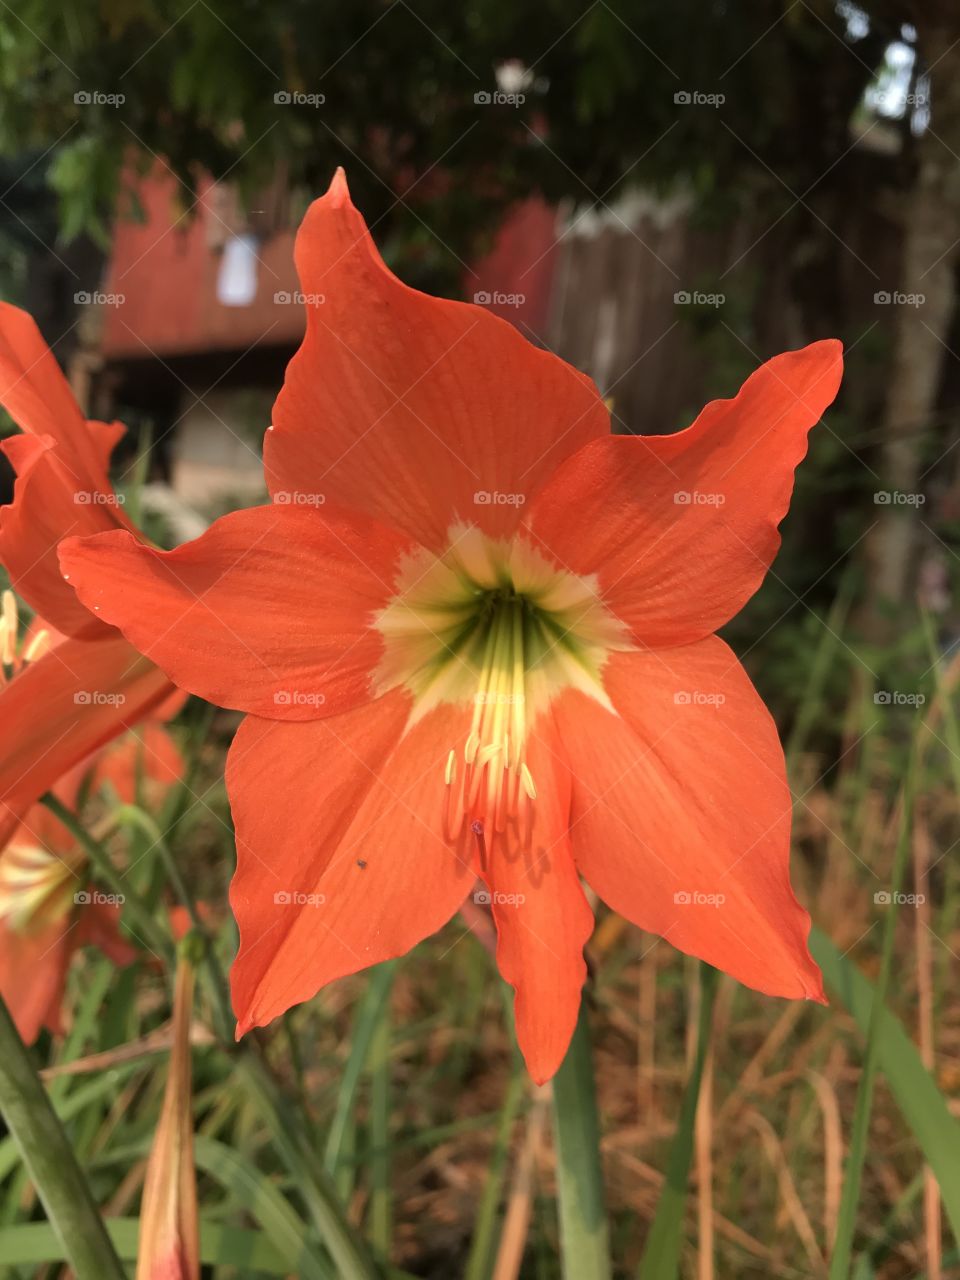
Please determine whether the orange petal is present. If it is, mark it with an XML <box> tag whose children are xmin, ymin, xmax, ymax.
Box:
<box><xmin>555</xmin><ymin>640</ymin><xmax>824</xmax><ymax>1002</ymax></box>
<box><xmin>0</xmin><ymin>634</ymin><xmax>176</xmax><ymax>831</ymax></box>
<box><xmin>0</xmin><ymin>304</ymin><xmax>115</xmax><ymax>481</ymax></box>
<box><xmin>266</xmin><ymin>169</ymin><xmax>609</xmax><ymax>550</ymax></box>
<box><xmin>61</xmin><ymin>504</ymin><xmax>415</xmax><ymax>720</ymax></box>
<box><xmin>0</xmin><ymin>435</ymin><xmax>122</xmax><ymax>638</ymax></box>
<box><xmin>0</xmin><ymin>915</ymin><xmax>74</xmax><ymax>1042</ymax></box>
<box><xmin>75</xmin><ymin>901</ymin><xmax>138</xmax><ymax>967</ymax></box>
<box><xmin>483</xmin><ymin>716</ymin><xmax>594</xmax><ymax>1083</ymax></box>
<box><xmin>229</xmin><ymin>690</ymin><xmax>476</xmax><ymax>1034</ymax></box>
<box><xmin>524</xmin><ymin>341</ymin><xmax>843</xmax><ymax>646</ymax></box>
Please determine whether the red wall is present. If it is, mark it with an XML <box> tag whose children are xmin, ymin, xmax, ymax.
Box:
<box><xmin>101</xmin><ymin>170</ymin><xmax>558</xmax><ymax>360</ymax></box>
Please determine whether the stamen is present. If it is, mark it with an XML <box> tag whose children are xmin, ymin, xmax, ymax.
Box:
<box><xmin>0</xmin><ymin>590</ymin><xmax>16</xmax><ymax>668</ymax></box>
<box><xmin>444</xmin><ymin>749</ymin><xmax>456</xmax><ymax>786</ymax></box>
<box><xmin>520</xmin><ymin>764</ymin><xmax>537</xmax><ymax>800</ymax></box>
<box><xmin>22</xmin><ymin>628</ymin><xmax>51</xmax><ymax>665</ymax></box>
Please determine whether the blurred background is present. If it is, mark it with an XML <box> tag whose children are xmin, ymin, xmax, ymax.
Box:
<box><xmin>2</xmin><ymin>2</ymin><xmax>960</xmax><ymax>1277</ymax></box>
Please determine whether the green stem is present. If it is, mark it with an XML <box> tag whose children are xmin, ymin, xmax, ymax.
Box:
<box><xmin>369</xmin><ymin>995</ymin><xmax>391</xmax><ymax>1258</ymax></box>
<box><xmin>638</xmin><ymin>963</ymin><xmax>718</xmax><ymax>1279</ymax></box>
<box><xmin>0</xmin><ymin>994</ymin><xmax>126</xmax><ymax>1280</ymax></box>
<box><xmin>551</xmin><ymin>1002</ymin><xmax>611</xmax><ymax>1280</ymax></box>
<box><xmin>829</xmin><ymin>734</ymin><xmax>919</xmax><ymax>1276</ymax></box>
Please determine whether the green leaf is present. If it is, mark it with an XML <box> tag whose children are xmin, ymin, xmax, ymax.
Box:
<box><xmin>193</xmin><ymin>1135</ymin><xmax>333</xmax><ymax>1279</ymax></box>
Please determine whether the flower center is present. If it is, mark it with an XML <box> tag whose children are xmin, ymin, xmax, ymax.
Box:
<box><xmin>374</xmin><ymin>525</ymin><xmax>633</xmax><ymax>843</ymax></box>
<box><xmin>0</xmin><ymin>842</ymin><xmax>78</xmax><ymax>932</ymax></box>
<box><xmin>0</xmin><ymin>589</ymin><xmax>53</xmax><ymax>687</ymax></box>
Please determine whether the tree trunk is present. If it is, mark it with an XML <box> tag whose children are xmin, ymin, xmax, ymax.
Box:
<box><xmin>864</xmin><ymin>24</ymin><xmax>960</xmax><ymax>611</ymax></box>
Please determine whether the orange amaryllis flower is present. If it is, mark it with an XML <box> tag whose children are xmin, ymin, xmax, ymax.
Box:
<box><xmin>0</xmin><ymin>310</ymin><xmax>179</xmax><ymax>837</ymax></box>
<box><xmin>60</xmin><ymin>170</ymin><xmax>843</xmax><ymax>1082</ymax></box>
<box><xmin>0</xmin><ymin>718</ymin><xmax>184</xmax><ymax>1043</ymax></box>
<box><xmin>136</xmin><ymin>946</ymin><xmax>200</xmax><ymax>1280</ymax></box>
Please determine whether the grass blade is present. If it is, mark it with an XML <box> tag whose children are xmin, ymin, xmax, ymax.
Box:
<box><xmin>827</xmin><ymin>737</ymin><xmax>918</xmax><ymax>1276</ymax></box>
<box><xmin>637</xmin><ymin>964</ymin><xmax>718</xmax><ymax>1280</ymax></box>
<box><xmin>812</xmin><ymin>926</ymin><xmax>960</xmax><ymax>1251</ymax></box>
